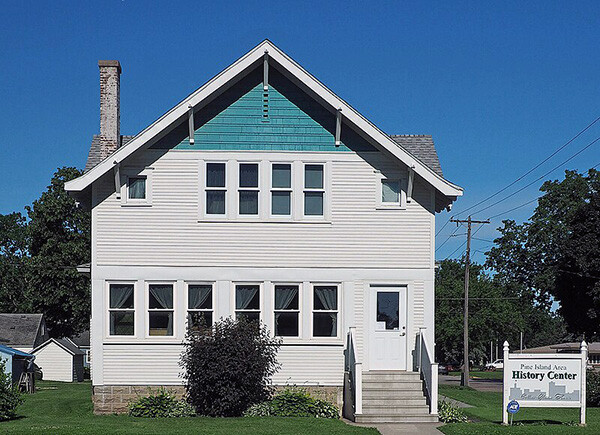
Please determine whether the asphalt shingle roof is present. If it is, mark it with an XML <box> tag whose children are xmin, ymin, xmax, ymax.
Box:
<box><xmin>0</xmin><ymin>314</ymin><xmax>43</xmax><ymax>348</ymax></box>
<box><xmin>390</xmin><ymin>135</ymin><xmax>443</xmax><ymax>177</ymax></box>
<box><xmin>84</xmin><ymin>135</ymin><xmax>135</xmax><ymax>172</ymax></box>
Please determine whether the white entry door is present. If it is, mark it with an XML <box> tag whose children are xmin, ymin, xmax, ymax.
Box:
<box><xmin>369</xmin><ymin>286</ymin><xmax>407</xmax><ymax>370</ymax></box>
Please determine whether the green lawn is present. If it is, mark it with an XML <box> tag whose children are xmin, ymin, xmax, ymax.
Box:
<box><xmin>439</xmin><ymin>385</ymin><xmax>599</xmax><ymax>434</ymax></box>
<box><xmin>448</xmin><ymin>370</ymin><xmax>503</xmax><ymax>380</ymax></box>
<box><xmin>1</xmin><ymin>381</ymin><xmax>378</xmax><ymax>434</ymax></box>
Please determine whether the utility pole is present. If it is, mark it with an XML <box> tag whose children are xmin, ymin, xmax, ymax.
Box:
<box><xmin>450</xmin><ymin>216</ymin><xmax>489</xmax><ymax>387</ymax></box>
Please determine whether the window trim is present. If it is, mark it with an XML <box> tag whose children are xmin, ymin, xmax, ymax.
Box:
<box><xmin>377</xmin><ymin>175</ymin><xmax>406</xmax><ymax>210</ymax></box>
<box><xmin>310</xmin><ymin>283</ymin><xmax>341</xmax><ymax>339</ymax></box>
<box><xmin>237</xmin><ymin>162</ymin><xmax>261</xmax><ymax>217</ymax></box>
<box><xmin>270</xmin><ymin>162</ymin><xmax>293</xmax><ymax>217</ymax></box>
<box><xmin>302</xmin><ymin>163</ymin><xmax>326</xmax><ymax>219</ymax></box>
<box><xmin>120</xmin><ymin>167</ymin><xmax>153</xmax><ymax>207</ymax></box>
<box><xmin>145</xmin><ymin>281</ymin><xmax>176</xmax><ymax>339</ymax></box>
<box><xmin>272</xmin><ymin>282</ymin><xmax>302</xmax><ymax>338</ymax></box>
<box><xmin>106</xmin><ymin>281</ymin><xmax>136</xmax><ymax>338</ymax></box>
<box><xmin>185</xmin><ymin>281</ymin><xmax>215</xmax><ymax>330</ymax></box>
<box><xmin>233</xmin><ymin>282</ymin><xmax>263</xmax><ymax>323</ymax></box>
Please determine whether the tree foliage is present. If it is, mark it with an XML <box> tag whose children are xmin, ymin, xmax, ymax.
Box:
<box><xmin>435</xmin><ymin>259</ymin><xmax>567</xmax><ymax>364</ymax></box>
<box><xmin>0</xmin><ymin>167</ymin><xmax>90</xmax><ymax>337</ymax></box>
<box><xmin>486</xmin><ymin>169</ymin><xmax>600</xmax><ymax>339</ymax></box>
<box><xmin>180</xmin><ymin>317</ymin><xmax>281</xmax><ymax>417</ymax></box>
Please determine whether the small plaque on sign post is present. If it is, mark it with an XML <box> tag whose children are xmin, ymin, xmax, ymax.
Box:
<box><xmin>507</xmin><ymin>400</ymin><xmax>520</xmax><ymax>414</ymax></box>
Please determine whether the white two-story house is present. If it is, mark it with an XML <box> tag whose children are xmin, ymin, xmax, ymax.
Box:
<box><xmin>65</xmin><ymin>40</ymin><xmax>462</xmax><ymax>422</ymax></box>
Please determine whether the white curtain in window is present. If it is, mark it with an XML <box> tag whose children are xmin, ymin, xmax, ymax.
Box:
<box><xmin>129</xmin><ymin>178</ymin><xmax>146</xmax><ymax>199</ymax></box>
<box><xmin>275</xmin><ymin>286</ymin><xmax>297</xmax><ymax>310</ymax></box>
<box><xmin>236</xmin><ymin>286</ymin><xmax>258</xmax><ymax>309</ymax></box>
<box><xmin>150</xmin><ymin>285</ymin><xmax>173</xmax><ymax>309</ymax></box>
<box><xmin>189</xmin><ymin>286</ymin><xmax>212</xmax><ymax>309</ymax></box>
<box><xmin>110</xmin><ymin>285</ymin><xmax>133</xmax><ymax>308</ymax></box>
<box><xmin>314</xmin><ymin>287</ymin><xmax>337</xmax><ymax>310</ymax></box>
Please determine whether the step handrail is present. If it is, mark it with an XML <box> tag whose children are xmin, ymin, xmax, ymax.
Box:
<box><xmin>418</xmin><ymin>327</ymin><xmax>438</xmax><ymax>415</ymax></box>
<box><xmin>344</xmin><ymin>327</ymin><xmax>362</xmax><ymax>417</ymax></box>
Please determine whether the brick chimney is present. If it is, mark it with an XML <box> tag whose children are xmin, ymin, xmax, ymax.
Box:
<box><xmin>98</xmin><ymin>60</ymin><xmax>121</xmax><ymax>160</ymax></box>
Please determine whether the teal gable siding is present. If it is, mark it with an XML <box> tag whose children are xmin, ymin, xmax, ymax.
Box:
<box><xmin>152</xmin><ymin>67</ymin><xmax>375</xmax><ymax>153</ymax></box>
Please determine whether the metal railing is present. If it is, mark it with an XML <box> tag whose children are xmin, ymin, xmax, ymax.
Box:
<box><xmin>418</xmin><ymin>327</ymin><xmax>438</xmax><ymax>415</ymax></box>
<box><xmin>343</xmin><ymin>327</ymin><xmax>362</xmax><ymax>419</ymax></box>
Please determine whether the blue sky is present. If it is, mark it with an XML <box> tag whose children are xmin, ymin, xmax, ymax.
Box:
<box><xmin>1</xmin><ymin>1</ymin><xmax>599</xmax><ymax>262</ymax></box>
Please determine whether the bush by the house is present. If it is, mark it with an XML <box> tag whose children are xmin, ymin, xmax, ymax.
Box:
<box><xmin>0</xmin><ymin>361</ymin><xmax>23</xmax><ymax>421</ymax></box>
<box><xmin>587</xmin><ymin>370</ymin><xmax>600</xmax><ymax>407</ymax></box>
<box><xmin>128</xmin><ymin>389</ymin><xmax>195</xmax><ymax>418</ymax></box>
<box><xmin>438</xmin><ymin>399</ymin><xmax>468</xmax><ymax>423</ymax></box>
<box><xmin>180</xmin><ymin>317</ymin><xmax>281</xmax><ymax>417</ymax></box>
<box><xmin>243</xmin><ymin>388</ymin><xmax>339</xmax><ymax>419</ymax></box>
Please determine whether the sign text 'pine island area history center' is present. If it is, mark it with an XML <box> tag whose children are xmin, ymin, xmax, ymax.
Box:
<box><xmin>502</xmin><ymin>341</ymin><xmax>588</xmax><ymax>425</ymax></box>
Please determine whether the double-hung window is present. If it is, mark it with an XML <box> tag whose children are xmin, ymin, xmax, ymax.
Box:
<box><xmin>304</xmin><ymin>164</ymin><xmax>324</xmax><ymax>216</ymax></box>
<box><xmin>108</xmin><ymin>283</ymin><xmax>135</xmax><ymax>336</ymax></box>
<box><xmin>206</xmin><ymin>163</ymin><xmax>226</xmax><ymax>215</ymax></box>
<box><xmin>312</xmin><ymin>285</ymin><xmax>338</xmax><ymax>337</ymax></box>
<box><xmin>239</xmin><ymin>163</ymin><xmax>259</xmax><ymax>215</ymax></box>
<box><xmin>274</xmin><ymin>284</ymin><xmax>299</xmax><ymax>337</ymax></box>
<box><xmin>235</xmin><ymin>284</ymin><xmax>260</xmax><ymax>323</ymax></box>
<box><xmin>187</xmin><ymin>284</ymin><xmax>213</xmax><ymax>329</ymax></box>
<box><xmin>271</xmin><ymin>164</ymin><xmax>292</xmax><ymax>216</ymax></box>
<box><xmin>148</xmin><ymin>284</ymin><xmax>174</xmax><ymax>336</ymax></box>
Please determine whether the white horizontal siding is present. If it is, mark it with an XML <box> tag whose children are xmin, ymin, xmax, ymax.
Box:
<box><xmin>34</xmin><ymin>342</ymin><xmax>73</xmax><ymax>382</ymax></box>
<box><xmin>102</xmin><ymin>344</ymin><xmax>343</xmax><ymax>386</ymax></box>
<box><xmin>93</xmin><ymin>151</ymin><xmax>434</xmax><ymax>268</ymax></box>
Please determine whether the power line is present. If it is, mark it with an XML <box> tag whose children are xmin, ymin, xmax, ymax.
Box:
<box><xmin>470</xmin><ymin>135</ymin><xmax>600</xmax><ymax>217</ymax></box>
<box><xmin>436</xmin><ymin>224</ymin><xmax>461</xmax><ymax>252</ymax></box>
<box><xmin>454</xmin><ymin>115</ymin><xmax>600</xmax><ymax>218</ymax></box>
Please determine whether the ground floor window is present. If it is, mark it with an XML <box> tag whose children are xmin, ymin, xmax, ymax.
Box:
<box><xmin>235</xmin><ymin>284</ymin><xmax>260</xmax><ymax>323</ymax></box>
<box><xmin>313</xmin><ymin>285</ymin><xmax>338</xmax><ymax>337</ymax></box>
<box><xmin>108</xmin><ymin>283</ymin><xmax>135</xmax><ymax>336</ymax></box>
<box><xmin>187</xmin><ymin>283</ymin><xmax>213</xmax><ymax>329</ymax></box>
<box><xmin>274</xmin><ymin>284</ymin><xmax>300</xmax><ymax>337</ymax></box>
<box><xmin>148</xmin><ymin>284</ymin><xmax>174</xmax><ymax>336</ymax></box>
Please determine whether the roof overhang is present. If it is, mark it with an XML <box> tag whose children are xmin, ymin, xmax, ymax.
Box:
<box><xmin>65</xmin><ymin>40</ymin><xmax>463</xmax><ymax>200</ymax></box>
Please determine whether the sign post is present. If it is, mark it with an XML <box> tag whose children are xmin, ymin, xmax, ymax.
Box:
<box><xmin>503</xmin><ymin>340</ymin><xmax>587</xmax><ymax>426</ymax></box>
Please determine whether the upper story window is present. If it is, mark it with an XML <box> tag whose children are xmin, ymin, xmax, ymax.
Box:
<box><xmin>187</xmin><ymin>284</ymin><xmax>213</xmax><ymax>329</ymax></box>
<box><xmin>128</xmin><ymin>177</ymin><xmax>146</xmax><ymax>199</ymax></box>
<box><xmin>304</xmin><ymin>164</ymin><xmax>324</xmax><ymax>216</ymax></box>
<box><xmin>148</xmin><ymin>284</ymin><xmax>174</xmax><ymax>336</ymax></box>
<box><xmin>312</xmin><ymin>285</ymin><xmax>338</xmax><ymax>337</ymax></box>
<box><xmin>108</xmin><ymin>283</ymin><xmax>135</xmax><ymax>336</ymax></box>
<box><xmin>271</xmin><ymin>164</ymin><xmax>292</xmax><ymax>216</ymax></box>
<box><xmin>206</xmin><ymin>163</ymin><xmax>226</xmax><ymax>215</ymax></box>
<box><xmin>235</xmin><ymin>284</ymin><xmax>260</xmax><ymax>323</ymax></box>
<box><xmin>239</xmin><ymin>163</ymin><xmax>259</xmax><ymax>215</ymax></box>
<box><xmin>274</xmin><ymin>284</ymin><xmax>299</xmax><ymax>337</ymax></box>
<box><xmin>382</xmin><ymin>179</ymin><xmax>400</xmax><ymax>204</ymax></box>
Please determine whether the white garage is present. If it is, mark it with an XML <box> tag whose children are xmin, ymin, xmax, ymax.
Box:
<box><xmin>31</xmin><ymin>338</ymin><xmax>84</xmax><ymax>382</ymax></box>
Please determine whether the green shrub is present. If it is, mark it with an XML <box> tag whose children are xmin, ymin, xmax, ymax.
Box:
<box><xmin>128</xmin><ymin>389</ymin><xmax>195</xmax><ymax>418</ymax></box>
<box><xmin>438</xmin><ymin>399</ymin><xmax>468</xmax><ymax>423</ymax></box>
<box><xmin>180</xmin><ymin>317</ymin><xmax>281</xmax><ymax>417</ymax></box>
<box><xmin>587</xmin><ymin>370</ymin><xmax>600</xmax><ymax>407</ymax></box>
<box><xmin>0</xmin><ymin>360</ymin><xmax>23</xmax><ymax>421</ymax></box>
<box><xmin>243</xmin><ymin>388</ymin><xmax>339</xmax><ymax>419</ymax></box>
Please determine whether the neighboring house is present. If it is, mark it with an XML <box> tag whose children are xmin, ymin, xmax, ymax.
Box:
<box><xmin>516</xmin><ymin>342</ymin><xmax>600</xmax><ymax>369</ymax></box>
<box><xmin>31</xmin><ymin>338</ymin><xmax>85</xmax><ymax>382</ymax></box>
<box><xmin>0</xmin><ymin>314</ymin><xmax>49</xmax><ymax>352</ymax></box>
<box><xmin>67</xmin><ymin>330</ymin><xmax>91</xmax><ymax>369</ymax></box>
<box><xmin>0</xmin><ymin>344</ymin><xmax>35</xmax><ymax>385</ymax></box>
<box><xmin>65</xmin><ymin>40</ymin><xmax>463</xmax><ymax>420</ymax></box>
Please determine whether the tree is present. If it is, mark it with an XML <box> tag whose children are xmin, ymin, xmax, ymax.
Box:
<box><xmin>435</xmin><ymin>259</ymin><xmax>567</xmax><ymax>365</ymax></box>
<box><xmin>0</xmin><ymin>167</ymin><xmax>91</xmax><ymax>337</ymax></box>
<box><xmin>486</xmin><ymin>169</ymin><xmax>600</xmax><ymax>339</ymax></box>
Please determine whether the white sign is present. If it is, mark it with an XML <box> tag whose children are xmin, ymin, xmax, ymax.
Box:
<box><xmin>502</xmin><ymin>341</ymin><xmax>588</xmax><ymax>426</ymax></box>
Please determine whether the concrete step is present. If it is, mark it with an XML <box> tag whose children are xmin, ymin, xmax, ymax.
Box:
<box><xmin>355</xmin><ymin>414</ymin><xmax>439</xmax><ymax>424</ymax></box>
<box><xmin>363</xmin><ymin>372</ymin><xmax>422</xmax><ymax>382</ymax></box>
<box><xmin>362</xmin><ymin>381</ymin><xmax>423</xmax><ymax>390</ymax></box>
<box><xmin>362</xmin><ymin>398</ymin><xmax>427</xmax><ymax>406</ymax></box>
<box><xmin>362</xmin><ymin>405</ymin><xmax>431</xmax><ymax>415</ymax></box>
<box><xmin>362</xmin><ymin>388</ymin><xmax>426</xmax><ymax>399</ymax></box>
